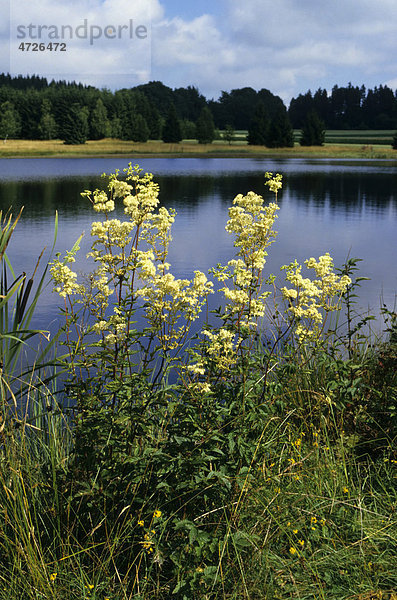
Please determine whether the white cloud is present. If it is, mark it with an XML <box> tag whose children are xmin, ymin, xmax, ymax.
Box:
<box><xmin>146</xmin><ymin>0</ymin><xmax>397</xmax><ymax>102</ymax></box>
<box><xmin>7</xmin><ymin>0</ymin><xmax>161</xmax><ymax>84</ymax></box>
<box><xmin>153</xmin><ymin>15</ymin><xmax>224</xmax><ymax>66</ymax></box>
<box><xmin>1</xmin><ymin>0</ymin><xmax>397</xmax><ymax>102</ymax></box>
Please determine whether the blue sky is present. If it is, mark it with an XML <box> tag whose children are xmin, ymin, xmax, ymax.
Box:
<box><xmin>161</xmin><ymin>0</ymin><xmax>224</xmax><ymax>21</ymax></box>
<box><xmin>1</xmin><ymin>0</ymin><xmax>397</xmax><ymax>105</ymax></box>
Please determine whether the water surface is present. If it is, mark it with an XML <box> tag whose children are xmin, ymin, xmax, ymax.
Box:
<box><xmin>0</xmin><ymin>157</ymin><xmax>395</xmax><ymax>339</ymax></box>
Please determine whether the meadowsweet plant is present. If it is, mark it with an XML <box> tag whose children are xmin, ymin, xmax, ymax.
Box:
<box><xmin>50</xmin><ymin>165</ymin><xmax>352</xmax><ymax>395</ymax></box>
<box><xmin>216</xmin><ymin>171</ymin><xmax>281</xmax><ymax>332</ymax></box>
<box><xmin>50</xmin><ymin>164</ymin><xmax>213</xmax><ymax>400</ymax></box>
<box><xmin>184</xmin><ymin>173</ymin><xmax>282</xmax><ymax>394</ymax></box>
<box><xmin>46</xmin><ymin>164</ymin><xmax>376</xmax><ymax>599</ymax></box>
<box><xmin>281</xmin><ymin>253</ymin><xmax>351</xmax><ymax>344</ymax></box>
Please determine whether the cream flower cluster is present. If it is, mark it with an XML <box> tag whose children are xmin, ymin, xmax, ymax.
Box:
<box><xmin>120</xmin><ymin>166</ymin><xmax>160</xmax><ymax>223</ymax></box>
<box><xmin>202</xmin><ymin>328</ymin><xmax>240</xmax><ymax>371</ymax></box>
<box><xmin>137</xmin><ymin>267</ymin><xmax>214</xmax><ymax>350</ymax></box>
<box><xmin>92</xmin><ymin>308</ymin><xmax>126</xmax><ymax>345</ymax></box>
<box><xmin>50</xmin><ymin>262</ymin><xmax>80</xmax><ymax>298</ymax></box>
<box><xmin>81</xmin><ymin>189</ymin><xmax>115</xmax><ymax>213</ymax></box>
<box><xmin>109</xmin><ymin>179</ymin><xmax>133</xmax><ymax>199</ymax></box>
<box><xmin>264</xmin><ymin>171</ymin><xmax>283</xmax><ymax>194</ymax></box>
<box><xmin>281</xmin><ymin>253</ymin><xmax>351</xmax><ymax>341</ymax></box>
<box><xmin>90</xmin><ymin>219</ymin><xmax>134</xmax><ymax>249</ymax></box>
<box><xmin>140</xmin><ymin>207</ymin><xmax>176</xmax><ymax>264</ymax></box>
<box><xmin>50</xmin><ymin>246</ymin><xmax>82</xmax><ymax>298</ymax></box>
<box><xmin>213</xmin><ymin>181</ymin><xmax>280</xmax><ymax>330</ymax></box>
<box><xmin>185</xmin><ymin>328</ymin><xmax>240</xmax><ymax>393</ymax></box>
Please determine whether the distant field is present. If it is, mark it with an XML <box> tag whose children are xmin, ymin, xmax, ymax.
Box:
<box><xmin>295</xmin><ymin>129</ymin><xmax>396</xmax><ymax>145</ymax></box>
<box><xmin>324</xmin><ymin>129</ymin><xmax>396</xmax><ymax>145</ymax></box>
<box><xmin>223</xmin><ymin>129</ymin><xmax>396</xmax><ymax>145</ymax></box>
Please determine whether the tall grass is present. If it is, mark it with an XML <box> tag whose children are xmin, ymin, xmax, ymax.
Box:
<box><xmin>1</xmin><ymin>336</ymin><xmax>395</xmax><ymax>599</ymax></box>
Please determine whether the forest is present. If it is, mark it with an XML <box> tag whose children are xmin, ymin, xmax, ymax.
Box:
<box><xmin>0</xmin><ymin>73</ymin><xmax>397</xmax><ymax>145</ymax></box>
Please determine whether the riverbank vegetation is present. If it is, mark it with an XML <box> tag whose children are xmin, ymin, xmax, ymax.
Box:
<box><xmin>1</xmin><ymin>166</ymin><xmax>396</xmax><ymax>599</ymax></box>
<box><xmin>2</xmin><ymin>137</ymin><xmax>397</xmax><ymax>160</ymax></box>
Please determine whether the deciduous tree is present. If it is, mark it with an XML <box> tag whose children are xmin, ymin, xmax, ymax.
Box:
<box><xmin>222</xmin><ymin>124</ymin><xmax>235</xmax><ymax>145</ymax></box>
<box><xmin>90</xmin><ymin>98</ymin><xmax>110</xmax><ymax>140</ymax></box>
<box><xmin>0</xmin><ymin>101</ymin><xmax>21</xmax><ymax>139</ymax></box>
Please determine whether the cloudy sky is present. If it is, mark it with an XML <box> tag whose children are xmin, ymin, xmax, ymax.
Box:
<box><xmin>1</xmin><ymin>0</ymin><xmax>397</xmax><ymax>105</ymax></box>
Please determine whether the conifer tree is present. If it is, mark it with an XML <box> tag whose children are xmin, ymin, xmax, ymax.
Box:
<box><xmin>265</xmin><ymin>107</ymin><xmax>294</xmax><ymax>148</ymax></box>
<box><xmin>130</xmin><ymin>113</ymin><xmax>150</xmax><ymax>142</ymax></box>
<box><xmin>162</xmin><ymin>103</ymin><xmax>182</xmax><ymax>143</ymax></box>
<box><xmin>196</xmin><ymin>106</ymin><xmax>215</xmax><ymax>144</ymax></box>
<box><xmin>146</xmin><ymin>104</ymin><xmax>162</xmax><ymax>139</ymax></box>
<box><xmin>247</xmin><ymin>102</ymin><xmax>268</xmax><ymax>145</ymax></box>
<box><xmin>62</xmin><ymin>104</ymin><xmax>88</xmax><ymax>144</ymax></box>
<box><xmin>300</xmin><ymin>110</ymin><xmax>325</xmax><ymax>146</ymax></box>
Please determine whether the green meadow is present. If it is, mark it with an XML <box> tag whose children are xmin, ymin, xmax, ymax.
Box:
<box><xmin>1</xmin><ymin>132</ymin><xmax>397</xmax><ymax>159</ymax></box>
<box><xmin>323</xmin><ymin>130</ymin><xmax>396</xmax><ymax>145</ymax></box>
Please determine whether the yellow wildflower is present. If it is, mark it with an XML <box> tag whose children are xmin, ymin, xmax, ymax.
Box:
<box><xmin>265</xmin><ymin>172</ymin><xmax>283</xmax><ymax>194</ymax></box>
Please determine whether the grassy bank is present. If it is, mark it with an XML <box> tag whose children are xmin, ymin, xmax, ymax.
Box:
<box><xmin>2</xmin><ymin>349</ymin><xmax>396</xmax><ymax>600</ymax></box>
<box><xmin>1</xmin><ymin>166</ymin><xmax>396</xmax><ymax>599</ymax></box>
<box><xmin>1</xmin><ymin>137</ymin><xmax>397</xmax><ymax>159</ymax></box>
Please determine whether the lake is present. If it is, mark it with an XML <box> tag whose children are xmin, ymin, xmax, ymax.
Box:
<box><xmin>0</xmin><ymin>157</ymin><xmax>396</xmax><ymax>341</ymax></box>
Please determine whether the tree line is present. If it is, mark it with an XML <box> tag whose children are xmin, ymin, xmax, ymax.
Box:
<box><xmin>0</xmin><ymin>74</ymin><xmax>397</xmax><ymax>147</ymax></box>
<box><xmin>0</xmin><ymin>74</ymin><xmax>291</xmax><ymax>145</ymax></box>
<box><xmin>289</xmin><ymin>83</ymin><xmax>397</xmax><ymax>130</ymax></box>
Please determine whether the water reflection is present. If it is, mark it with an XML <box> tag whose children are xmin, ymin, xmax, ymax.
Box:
<box><xmin>0</xmin><ymin>158</ymin><xmax>395</xmax><ymax>337</ymax></box>
<box><xmin>1</xmin><ymin>161</ymin><xmax>396</xmax><ymax>219</ymax></box>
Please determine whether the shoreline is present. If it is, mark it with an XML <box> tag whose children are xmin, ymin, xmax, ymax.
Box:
<box><xmin>0</xmin><ymin>139</ymin><xmax>397</xmax><ymax>162</ymax></box>
<box><xmin>1</xmin><ymin>138</ymin><xmax>397</xmax><ymax>161</ymax></box>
